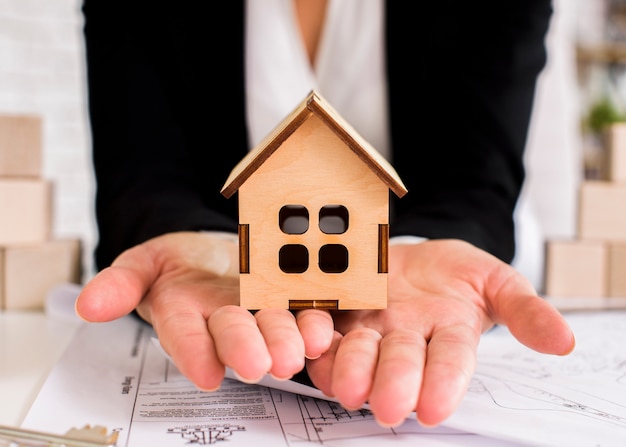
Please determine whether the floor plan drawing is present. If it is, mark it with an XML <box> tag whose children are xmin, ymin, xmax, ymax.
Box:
<box><xmin>166</xmin><ymin>424</ymin><xmax>246</xmax><ymax>445</ymax></box>
<box><xmin>447</xmin><ymin>311</ymin><xmax>626</xmax><ymax>446</ymax></box>
<box><xmin>20</xmin><ymin>310</ymin><xmax>626</xmax><ymax>446</ymax></box>
<box><xmin>130</xmin><ymin>335</ymin><xmax>504</xmax><ymax>446</ymax></box>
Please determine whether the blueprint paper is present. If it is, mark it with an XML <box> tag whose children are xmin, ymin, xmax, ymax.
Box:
<box><xmin>22</xmin><ymin>318</ymin><xmax>520</xmax><ymax>447</ymax></box>
<box><xmin>448</xmin><ymin>310</ymin><xmax>626</xmax><ymax>446</ymax></box>
<box><xmin>20</xmin><ymin>311</ymin><xmax>626</xmax><ymax>446</ymax></box>
<box><xmin>19</xmin><ymin>317</ymin><xmax>523</xmax><ymax>446</ymax></box>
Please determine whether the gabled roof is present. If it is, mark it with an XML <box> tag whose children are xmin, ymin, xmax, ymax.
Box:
<box><xmin>220</xmin><ymin>90</ymin><xmax>408</xmax><ymax>199</ymax></box>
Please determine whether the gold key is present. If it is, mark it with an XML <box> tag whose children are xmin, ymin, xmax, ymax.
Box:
<box><xmin>0</xmin><ymin>423</ymin><xmax>118</xmax><ymax>447</ymax></box>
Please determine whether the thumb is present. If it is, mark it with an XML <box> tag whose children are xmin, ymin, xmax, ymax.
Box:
<box><xmin>75</xmin><ymin>247</ymin><xmax>157</xmax><ymax>322</ymax></box>
<box><xmin>504</xmin><ymin>293</ymin><xmax>575</xmax><ymax>356</ymax></box>
<box><xmin>490</xmin><ymin>269</ymin><xmax>575</xmax><ymax>356</ymax></box>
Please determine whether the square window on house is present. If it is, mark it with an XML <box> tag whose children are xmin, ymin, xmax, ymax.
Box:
<box><xmin>280</xmin><ymin>205</ymin><xmax>309</xmax><ymax>234</ymax></box>
<box><xmin>279</xmin><ymin>244</ymin><xmax>309</xmax><ymax>273</ymax></box>
<box><xmin>319</xmin><ymin>205</ymin><xmax>348</xmax><ymax>234</ymax></box>
<box><xmin>319</xmin><ymin>244</ymin><xmax>348</xmax><ymax>273</ymax></box>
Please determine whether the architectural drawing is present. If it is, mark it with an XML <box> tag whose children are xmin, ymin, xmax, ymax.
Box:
<box><xmin>167</xmin><ymin>424</ymin><xmax>246</xmax><ymax>445</ymax></box>
<box><xmin>20</xmin><ymin>311</ymin><xmax>626</xmax><ymax>446</ymax></box>
<box><xmin>447</xmin><ymin>311</ymin><xmax>626</xmax><ymax>446</ymax></box>
<box><xmin>133</xmin><ymin>338</ymin><xmax>482</xmax><ymax>446</ymax></box>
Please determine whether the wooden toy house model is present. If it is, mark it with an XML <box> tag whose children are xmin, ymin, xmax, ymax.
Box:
<box><xmin>221</xmin><ymin>91</ymin><xmax>407</xmax><ymax>310</ymax></box>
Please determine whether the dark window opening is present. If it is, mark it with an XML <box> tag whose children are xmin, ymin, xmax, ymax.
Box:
<box><xmin>319</xmin><ymin>205</ymin><xmax>349</xmax><ymax>234</ymax></box>
<box><xmin>279</xmin><ymin>244</ymin><xmax>309</xmax><ymax>273</ymax></box>
<box><xmin>279</xmin><ymin>205</ymin><xmax>309</xmax><ymax>234</ymax></box>
<box><xmin>319</xmin><ymin>244</ymin><xmax>348</xmax><ymax>273</ymax></box>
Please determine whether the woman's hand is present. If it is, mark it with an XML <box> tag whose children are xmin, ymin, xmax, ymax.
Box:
<box><xmin>75</xmin><ymin>231</ymin><xmax>334</xmax><ymax>390</ymax></box>
<box><xmin>305</xmin><ymin>239</ymin><xmax>576</xmax><ymax>428</ymax></box>
<box><xmin>76</xmin><ymin>234</ymin><xmax>574</xmax><ymax>429</ymax></box>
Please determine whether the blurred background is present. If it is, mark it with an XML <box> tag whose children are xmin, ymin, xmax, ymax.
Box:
<box><xmin>0</xmin><ymin>0</ymin><xmax>624</xmax><ymax>292</ymax></box>
<box><xmin>0</xmin><ymin>0</ymin><xmax>94</xmax><ymax>281</ymax></box>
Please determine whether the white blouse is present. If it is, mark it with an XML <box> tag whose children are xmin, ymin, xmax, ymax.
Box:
<box><xmin>245</xmin><ymin>0</ymin><xmax>390</xmax><ymax>161</ymax></box>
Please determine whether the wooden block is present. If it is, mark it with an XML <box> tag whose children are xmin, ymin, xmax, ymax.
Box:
<box><xmin>0</xmin><ymin>179</ymin><xmax>51</xmax><ymax>245</ymax></box>
<box><xmin>578</xmin><ymin>181</ymin><xmax>626</xmax><ymax>241</ymax></box>
<box><xmin>0</xmin><ymin>252</ymin><xmax>3</xmax><ymax>309</ymax></box>
<box><xmin>608</xmin><ymin>243</ymin><xmax>626</xmax><ymax>297</ymax></box>
<box><xmin>544</xmin><ymin>239</ymin><xmax>607</xmax><ymax>297</ymax></box>
<box><xmin>607</xmin><ymin>123</ymin><xmax>626</xmax><ymax>183</ymax></box>
<box><xmin>0</xmin><ymin>114</ymin><xmax>42</xmax><ymax>178</ymax></box>
<box><xmin>1</xmin><ymin>239</ymin><xmax>81</xmax><ymax>310</ymax></box>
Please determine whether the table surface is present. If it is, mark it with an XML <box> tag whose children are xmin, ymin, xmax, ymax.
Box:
<box><xmin>1</xmin><ymin>296</ymin><xmax>625</xmax><ymax>430</ymax></box>
<box><xmin>0</xmin><ymin>311</ymin><xmax>81</xmax><ymax>426</ymax></box>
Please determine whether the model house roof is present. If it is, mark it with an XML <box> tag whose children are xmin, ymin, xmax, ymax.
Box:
<box><xmin>220</xmin><ymin>90</ymin><xmax>408</xmax><ymax>199</ymax></box>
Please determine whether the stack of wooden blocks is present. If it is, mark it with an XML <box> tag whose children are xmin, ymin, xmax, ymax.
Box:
<box><xmin>0</xmin><ymin>114</ymin><xmax>81</xmax><ymax>310</ymax></box>
<box><xmin>545</xmin><ymin>123</ymin><xmax>626</xmax><ymax>299</ymax></box>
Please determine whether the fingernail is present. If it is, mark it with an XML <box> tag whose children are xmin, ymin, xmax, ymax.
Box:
<box><xmin>269</xmin><ymin>373</ymin><xmax>292</xmax><ymax>381</ymax></box>
<box><xmin>232</xmin><ymin>370</ymin><xmax>264</xmax><ymax>384</ymax></box>
<box><xmin>375</xmin><ymin>417</ymin><xmax>406</xmax><ymax>429</ymax></box>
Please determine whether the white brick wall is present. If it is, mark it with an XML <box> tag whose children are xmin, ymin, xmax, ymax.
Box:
<box><xmin>0</xmin><ymin>0</ymin><xmax>96</xmax><ymax>281</ymax></box>
<box><xmin>513</xmin><ymin>0</ymin><xmax>583</xmax><ymax>291</ymax></box>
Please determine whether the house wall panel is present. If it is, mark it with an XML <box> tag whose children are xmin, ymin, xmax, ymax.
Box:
<box><xmin>238</xmin><ymin>115</ymin><xmax>389</xmax><ymax>309</ymax></box>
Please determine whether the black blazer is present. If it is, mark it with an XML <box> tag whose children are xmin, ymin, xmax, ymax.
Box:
<box><xmin>82</xmin><ymin>0</ymin><xmax>552</xmax><ymax>271</ymax></box>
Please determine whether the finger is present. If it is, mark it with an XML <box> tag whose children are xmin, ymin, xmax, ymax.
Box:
<box><xmin>415</xmin><ymin>322</ymin><xmax>480</xmax><ymax>427</ymax></box>
<box><xmin>489</xmin><ymin>269</ymin><xmax>575</xmax><ymax>355</ymax></box>
<box><xmin>255</xmin><ymin>309</ymin><xmax>305</xmax><ymax>380</ymax></box>
<box><xmin>75</xmin><ymin>242</ymin><xmax>160</xmax><ymax>322</ymax></box>
<box><xmin>502</xmin><ymin>294</ymin><xmax>575</xmax><ymax>355</ymax></box>
<box><xmin>305</xmin><ymin>331</ymin><xmax>342</xmax><ymax>397</ymax></box>
<box><xmin>154</xmin><ymin>304</ymin><xmax>226</xmax><ymax>392</ymax></box>
<box><xmin>75</xmin><ymin>265</ymin><xmax>151</xmax><ymax>322</ymax></box>
<box><xmin>331</xmin><ymin>328</ymin><xmax>382</xmax><ymax>411</ymax></box>
<box><xmin>368</xmin><ymin>329</ymin><xmax>426</xmax><ymax>427</ymax></box>
<box><xmin>209</xmin><ymin>305</ymin><xmax>272</xmax><ymax>382</ymax></box>
<box><xmin>296</xmin><ymin>309</ymin><xmax>334</xmax><ymax>359</ymax></box>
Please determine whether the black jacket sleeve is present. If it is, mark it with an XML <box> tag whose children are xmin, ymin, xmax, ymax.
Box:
<box><xmin>387</xmin><ymin>0</ymin><xmax>552</xmax><ymax>263</ymax></box>
<box><xmin>82</xmin><ymin>1</ymin><xmax>248</xmax><ymax>270</ymax></box>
